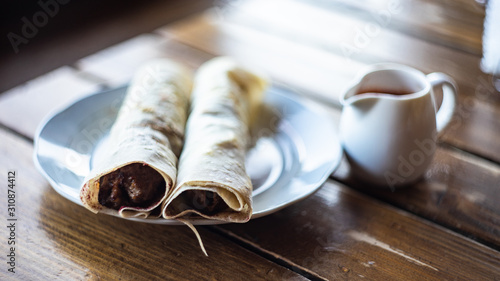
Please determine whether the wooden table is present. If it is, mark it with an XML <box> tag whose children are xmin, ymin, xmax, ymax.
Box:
<box><xmin>1</xmin><ymin>0</ymin><xmax>499</xmax><ymax>280</ymax></box>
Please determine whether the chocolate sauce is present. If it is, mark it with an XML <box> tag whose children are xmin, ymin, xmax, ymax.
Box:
<box><xmin>98</xmin><ymin>163</ymin><xmax>165</xmax><ymax>210</ymax></box>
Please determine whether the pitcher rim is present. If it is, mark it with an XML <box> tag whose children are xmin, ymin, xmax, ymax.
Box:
<box><xmin>340</xmin><ymin>63</ymin><xmax>431</xmax><ymax>105</ymax></box>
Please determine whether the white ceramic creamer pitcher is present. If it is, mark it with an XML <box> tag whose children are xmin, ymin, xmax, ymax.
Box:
<box><xmin>339</xmin><ymin>63</ymin><xmax>457</xmax><ymax>188</ymax></box>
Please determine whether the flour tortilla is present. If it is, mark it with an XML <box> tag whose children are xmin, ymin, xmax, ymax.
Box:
<box><xmin>80</xmin><ymin>59</ymin><xmax>192</xmax><ymax>218</ymax></box>
<box><xmin>162</xmin><ymin>57</ymin><xmax>268</xmax><ymax>222</ymax></box>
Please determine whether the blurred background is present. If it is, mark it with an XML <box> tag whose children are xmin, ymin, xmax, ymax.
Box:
<box><xmin>0</xmin><ymin>0</ymin><xmax>211</xmax><ymax>92</ymax></box>
<box><xmin>1</xmin><ymin>0</ymin><xmax>497</xmax><ymax>94</ymax></box>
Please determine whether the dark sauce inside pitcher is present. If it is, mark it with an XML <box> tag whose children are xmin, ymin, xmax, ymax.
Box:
<box><xmin>355</xmin><ymin>88</ymin><xmax>414</xmax><ymax>96</ymax></box>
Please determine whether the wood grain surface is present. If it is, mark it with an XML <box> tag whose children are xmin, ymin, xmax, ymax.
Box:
<box><xmin>1</xmin><ymin>0</ymin><xmax>499</xmax><ymax>280</ymax></box>
<box><xmin>333</xmin><ymin>145</ymin><xmax>500</xmax><ymax>249</ymax></box>
<box><xmin>218</xmin><ymin>182</ymin><xmax>500</xmax><ymax>280</ymax></box>
<box><xmin>0</xmin><ymin>66</ymin><xmax>101</xmax><ymax>138</ymax></box>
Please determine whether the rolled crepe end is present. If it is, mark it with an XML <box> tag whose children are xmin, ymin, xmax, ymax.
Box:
<box><xmin>164</xmin><ymin>57</ymin><xmax>261</xmax><ymax>224</ymax></box>
<box><xmin>162</xmin><ymin>185</ymin><xmax>252</xmax><ymax>222</ymax></box>
<box><xmin>80</xmin><ymin>162</ymin><xmax>173</xmax><ymax>218</ymax></box>
<box><xmin>79</xmin><ymin>58</ymin><xmax>190</xmax><ymax>219</ymax></box>
<box><xmin>80</xmin><ymin>181</ymin><xmax>101</xmax><ymax>214</ymax></box>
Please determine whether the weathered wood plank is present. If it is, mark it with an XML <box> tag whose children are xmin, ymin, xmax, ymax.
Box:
<box><xmin>0</xmin><ymin>66</ymin><xmax>101</xmax><ymax>139</ymax></box>
<box><xmin>157</xmin><ymin>11</ymin><xmax>364</xmax><ymax>105</ymax></box>
<box><xmin>0</xmin><ymin>128</ymin><xmax>307</xmax><ymax>280</ymax></box>
<box><xmin>74</xmin><ymin>34</ymin><xmax>168</xmax><ymax>87</ymax></box>
<box><xmin>332</xmin><ymin>145</ymin><xmax>500</xmax><ymax>249</ymax></box>
<box><xmin>74</xmin><ymin>33</ymin><xmax>217</xmax><ymax>89</ymax></box>
<box><xmin>293</xmin><ymin>0</ymin><xmax>485</xmax><ymax>55</ymax></box>
<box><xmin>161</xmin><ymin>1</ymin><xmax>491</xmax><ymax>100</ymax></box>
<box><xmin>220</xmin><ymin>0</ymin><xmax>486</xmax><ymax>83</ymax></box>
<box><xmin>219</xmin><ymin>181</ymin><xmax>500</xmax><ymax>280</ymax></box>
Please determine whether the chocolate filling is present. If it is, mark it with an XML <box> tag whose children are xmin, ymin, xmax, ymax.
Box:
<box><xmin>184</xmin><ymin>190</ymin><xmax>228</xmax><ymax>215</ymax></box>
<box><xmin>98</xmin><ymin>163</ymin><xmax>165</xmax><ymax>210</ymax></box>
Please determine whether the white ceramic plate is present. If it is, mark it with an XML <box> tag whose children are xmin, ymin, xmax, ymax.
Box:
<box><xmin>33</xmin><ymin>85</ymin><xmax>342</xmax><ymax>225</ymax></box>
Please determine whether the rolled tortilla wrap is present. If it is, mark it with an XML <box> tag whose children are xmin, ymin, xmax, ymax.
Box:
<box><xmin>162</xmin><ymin>57</ymin><xmax>268</xmax><ymax>222</ymax></box>
<box><xmin>80</xmin><ymin>59</ymin><xmax>192</xmax><ymax>218</ymax></box>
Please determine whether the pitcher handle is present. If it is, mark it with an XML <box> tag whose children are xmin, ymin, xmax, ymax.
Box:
<box><xmin>426</xmin><ymin>72</ymin><xmax>458</xmax><ymax>132</ymax></box>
